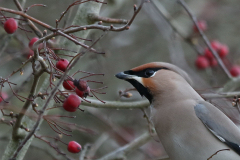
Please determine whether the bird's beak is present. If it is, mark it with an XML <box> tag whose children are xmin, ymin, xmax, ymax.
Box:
<box><xmin>115</xmin><ymin>72</ymin><xmax>131</xmax><ymax>80</ymax></box>
<box><xmin>116</xmin><ymin>71</ymin><xmax>143</xmax><ymax>84</ymax></box>
<box><xmin>115</xmin><ymin>71</ymin><xmax>152</xmax><ymax>102</ymax></box>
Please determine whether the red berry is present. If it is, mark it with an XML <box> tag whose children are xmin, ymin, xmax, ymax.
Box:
<box><xmin>75</xmin><ymin>86</ymin><xmax>90</xmax><ymax>98</ymax></box>
<box><xmin>195</xmin><ymin>56</ymin><xmax>209</xmax><ymax>70</ymax></box>
<box><xmin>27</xmin><ymin>50</ymin><xmax>34</xmax><ymax>59</ymax></box>
<box><xmin>56</xmin><ymin>59</ymin><xmax>69</xmax><ymax>71</ymax></box>
<box><xmin>29</xmin><ymin>37</ymin><xmax>39</xmax><ymax>49</ymax></box>
<box><xmin>0</xmin><ymin>92</ymin><xmax>8</xmax><ymax>103</ymax></box>
<box><xmin>63</xmin><ymin>95</ymin><xmax>81</xmax><ymax>112</ymax></box>
<box><xmin>193</xmin><ymin>20</ymin><xmax>207</xmax><ymax>32</ymax></box>
<box><xmin>204</xmin><ymin>48</ymin><xmax>214</xmax><ymax>59</ymax></box>
<box><xmin>38</xmin><ymin>43</ymin><xmax>44</xmax><ymax>51</ymax></box>
<box><xmin>211</xmin><ymin>40</ymin><xmax>221</xmax><ymax>50</ymax></box>
<box><xmin>75</xmin><ymin>88</ymin><xmax>84</xmax><ymax>98</ymax></box>
<box><xmin>68</xmin><ymin>141</ymin><xmax>81</xmax><ymax>153</ymax></box>
<box><xmin>4</xmin><ymin>18</ymin><xmax>18</xmax><ymax>34</ymax></box>
<box><xmin>63</xmin><ymin>81</ymin><xmax>75</xmax><ymax>90</ymax></box>
<box><xmin>218</xmin><ymin>44</ymin><xmax>229</xmax><ymax>58</ymax></box>
<box><xmin>230</xmin><ymin>66</ymin><xmax>240</xmax><ymax>77</ymax></box>
<box><xmin>209</xmin><ymin>58</ymin><xmax>218</xmax><ymax>67</ymax></box>
<box><xmin>73</xmin><ymin>79</ymin><xmax>88</xmax><ymax>91</ymax></box>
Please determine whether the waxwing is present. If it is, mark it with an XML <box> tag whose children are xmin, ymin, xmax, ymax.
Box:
<box><xmin>116</xmin><ymin>62</ymin><xmax>240</xmax><ymax>160</ymax></box>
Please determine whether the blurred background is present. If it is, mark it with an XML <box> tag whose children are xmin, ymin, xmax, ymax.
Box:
<box><xmin>1</xmin><ymin>0</ymin><xmax>240</xmax><ymax>159</ymax></box>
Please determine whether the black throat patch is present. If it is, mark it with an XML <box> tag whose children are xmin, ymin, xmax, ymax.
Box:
<box><xmin>126</xmin><ymin>79</ymin><xmax>153</xmax><ymax>103</ymax></box>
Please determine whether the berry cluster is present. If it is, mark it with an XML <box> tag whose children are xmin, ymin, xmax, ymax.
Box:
<box><xmin>2</xmin><ymin>19</ymin><xmax>105</xmax><ymax>154</ymax></box>
<box><xmin>61</xmin><ymin>73</ymin><xmax>103</xmax><ymax>112</ymax></box>
<box><xmin>193</xmin><ymin>21</ymin><xmax>240</xmax><ymax>77</ymax></box>
<box><xmin>0</xmin><ymin>0</ymin><xmax>144</xmax><ymax>158</ymax></box>
<box><xmin>195</xmin><ymin>40</ymin><xmax>229</xmax><ymax>69</ymax></box>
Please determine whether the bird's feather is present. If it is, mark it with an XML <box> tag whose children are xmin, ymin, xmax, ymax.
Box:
<box><xmin>195</xmin><ymin>101</ymin><xmax>240</xmax><ymax>155</ymax></box>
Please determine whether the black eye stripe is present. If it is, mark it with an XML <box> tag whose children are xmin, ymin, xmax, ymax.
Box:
<box><xmin>145</xmin><ymin>69</ymin><xmax>155</xmax><ymax>77</ymax></box>
<box><xmin>124</xmin><ymin>67</ymin><xmax>169</xmax><ymax>78</ymax></box>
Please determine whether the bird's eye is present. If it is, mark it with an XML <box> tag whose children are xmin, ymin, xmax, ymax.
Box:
<box><xmin>145</xmin><ymin>69</ymin><xmax>155</xmax><ymax>77</ymax></box>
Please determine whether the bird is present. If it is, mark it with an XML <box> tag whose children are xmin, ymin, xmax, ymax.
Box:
<box><xmin>115</xmin><ymin>62</ymin><xmax>240</xmax><ymax>160</ymax></box>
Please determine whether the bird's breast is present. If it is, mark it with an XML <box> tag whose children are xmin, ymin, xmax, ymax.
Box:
<box><xmin>151</xmin><ymin>99</ymin><xmax>239</xmax><ymax>160</ymax></box>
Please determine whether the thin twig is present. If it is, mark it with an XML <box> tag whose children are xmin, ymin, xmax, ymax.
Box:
<box><xmin>89</xmin><ymin>14</ymin><xmax>128</xmax><ymax>24</ymax></box>
<box><xmin>13</xmin><ymin>0</ymin><xmax>43</xmax><ymax>37</ymax></box>
<box><xmin>150</xmin><ymin>1</ymin><xmax>202</xmax><ymax>55</ymax></box>
<box><xmin>0</xmin><ymin>7</ymin><xmax>54</xmax><ymax>31</ymax></box>
<box><xmin>207</xmin><ymin>149</ymin><xmax>230</xmax><ymax>160</ymax></box>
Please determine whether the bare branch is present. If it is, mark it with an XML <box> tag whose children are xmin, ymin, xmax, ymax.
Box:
<box><xmin>202</xmin><ymin>91</ymin><xmax>240</xmax><ymax>99</ymax></box>
<box><xmin>98</xmin><ymin>132</ymin><xmax>153</xmax><ymax>160</ymax></box>
<box><xmin>82</xmin><ymin>99</ymin><xmax>149</xmax><ymax>109</ymax></box>
<box><xmin>88</xmin><ymin>13</ymin><xmax>128</xmax><ymax>24</ymax></box>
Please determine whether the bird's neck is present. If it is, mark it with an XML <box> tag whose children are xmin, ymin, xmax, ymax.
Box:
<box><xmin>151</xmin><ymin>79</ymin><xmax>202</xmax><ymax>108</ymax></box>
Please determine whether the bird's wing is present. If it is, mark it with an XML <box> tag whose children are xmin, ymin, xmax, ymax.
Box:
<box><xmin>194</xmin><ymin>101</ymin><xmax>240</xmax><ymax>155</ymax></box>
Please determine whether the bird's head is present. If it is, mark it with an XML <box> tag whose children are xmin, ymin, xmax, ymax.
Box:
<box><xmin>115</xmin><ymin>62</ymin><xmax>192</xmax><ymax>103</ymax></box>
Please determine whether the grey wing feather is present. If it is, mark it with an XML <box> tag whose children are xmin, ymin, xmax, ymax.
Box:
<box><xmin>194</xmin><ymin>101</ymin><xmax>240</xmax><ymax>155</ymax></box>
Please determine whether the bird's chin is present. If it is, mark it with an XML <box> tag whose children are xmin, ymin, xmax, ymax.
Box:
<box><xmin>115</xmin><ymin>72</ymin><xmax>153</xmax><ymax>103</ymax></box>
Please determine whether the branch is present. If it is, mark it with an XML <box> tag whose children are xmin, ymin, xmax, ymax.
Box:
<box><xmin>86</xmin><ymin>108</ymin><xmax>153</xmax><ymax>159</ymax></box>
<box><xmin>82</xmin><ymin>99</ymin><xmax>149</xmax><ymax>109</ymax></box>
<box><xmin>88</xmin><ymin>13</ymin><xmax>128</xmax><ymax>24</ymax></box>
<box><xmin>86</xmin><ymin>133</ymin><xmax>109</xmax><ymax>158</ymax></box>
<box><xmin>98</xmin><ymin>132</ymin><xmax>153</xmax><ymax>160</ymax></box>
<box><xmin>217</xmin><ymin>78</ymin><xmax>240</xmax><ymax>93</ymax></box>
<box><xmin>150</xmin><ymin>1</ymin><xmax>202</xmax><ymax>55</ymax></box>
<box><xmin>9</xmin><ymin>57</ymin><xmax>32</xmax><ymax>78</ymax></box>
<box><xmin>32</xmin><ymin>0</ymin><xmax>146</xmax><ymax>50</ymax></box>
<box><xmin>202</xmin><ymin>91</ymin><xmax>240</xmax><ymax>99</ymax></box>
<box><xmin>56</xmin><ymin>30</ymin><xmax>101</xmax><ymax>54</ymax></box>
<box><xmin>0</xmin><ymin>7</ymin><xmax>55</xmax><ymax>31</ymax></box>
<box><xmin>79</xmin><ymin>143</ymin><xmax>91</xmax><ymax>160</ymax></box>
<box><xmin>11</xmin><ymin>42</ymin><xmax>49</xmax><ymax>142</ymax></box>
<box><xmin>177</xmin><ymin>0</ymin><xmax>232</xmax><ymax>79</ymax></box>
<box><xmin>13</xmin><ymin>0</ymin><xmax>43</xmax><ymax>37</ymax></box>
<box><xmin>11</xmin><ymin>69</ymin><xmax>44</xmax><ymax>141</ymax></box>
